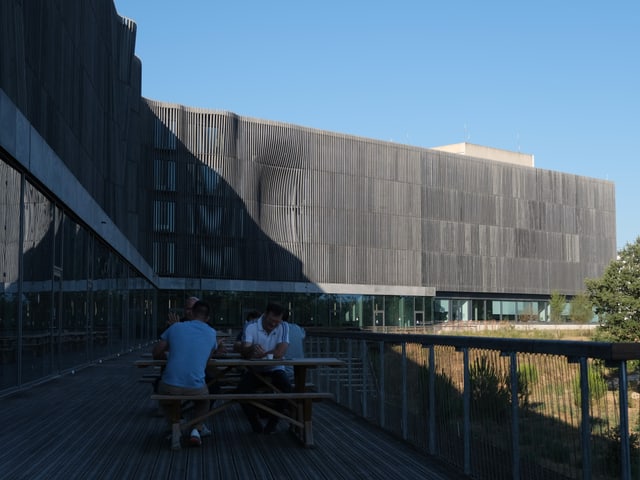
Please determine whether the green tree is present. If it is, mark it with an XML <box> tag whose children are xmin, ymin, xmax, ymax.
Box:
<box><xmin>569</xmin><ymin>292</ymin><xmax>594</xmax><ymax>323</ymax></box>
<box><xmin>549</xmin><ymin>290</ymin><xmax>566</xmax><ymax>323</ymax></box>
<box><xmin>585</xmin><ymin>237</ymin><xmax>640</xmax><ymax>342</ymax></box>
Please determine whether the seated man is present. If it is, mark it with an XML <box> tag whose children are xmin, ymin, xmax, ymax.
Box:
<box><xmin>237</xmin><ymin>302</ymin><xmax>291</xmax><ymax>434</ymax></box>
<box><xmin>166</xmin><ymin>296</ymin><xmax>199</xmax><ymax>327</ymax></box>
<box><xmin>153</xmin><ymin>300</ymin><xmax>217</xmax><ymax>449</ymax></box>
<box><xmin>232</xmin><ymin>309</ymin><xmax>261</xmax><ymax>353</ymax></box>
<box><xmin>283</xmin><ymin>322</ymin><xmax>306</xmax><ymax>382</ymax></box>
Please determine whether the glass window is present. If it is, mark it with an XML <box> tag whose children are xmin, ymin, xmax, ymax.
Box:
<box><xmin>59</xmin><ymin>215</ymin><xmax>91</xmax><ymax>369</ymax></box>
<box><xmin>197</xmin><ymin>124</ymin><xmax>217</xmax><ymax>155</ymax></box>
<box><xmin>154</xmin><ymin>116</ymin><xmax>177</xmax><ymax>150</ymax></box>
<box><xmin>22</xmin><ymin>181</ymin><xmax>55</xmax><ymax>382</ymax></box>
<box><xmin>501</xmin><ymin>301</ymin><xmax>517</xmax><ymax>321</ymax></box>
<box><xmin>434</xmin><ymin>299</ymin><xmax>449</xmax><ymax>322</ymax></box>
<box><xmin>153</xmin><ymin>241</ymin><xmax>175</xmax><ymax>275</ymax></box>
<box><xmin>153</xmin><ymin>201</ymin><xmax>175</xmax><ymax>232</ymax></box>
<box><xmin>0</xmin><ymin>161</ymin><xmax>21</xmax><ymax>389</ymax></box>
<box><xmin>153</xmin><ymin>159</ymin><xmax>176</xmax><ymax>191</ymax></box>
<box><xmin>195</xmin><ymin>164</ymin><xmax>220</xmax><ymax>195</ymax></box>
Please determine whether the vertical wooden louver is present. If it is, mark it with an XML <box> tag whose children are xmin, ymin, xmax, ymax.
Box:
<box><xmin>143</xmin><ymin>101</ymin><xmax>616</xmax><ymax>296</ymax></box>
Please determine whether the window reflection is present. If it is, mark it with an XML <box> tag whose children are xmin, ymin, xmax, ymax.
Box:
<box><xmin>0</xmin><ymin>157</ymin><xmax>156</xmax><ymax>391</ymax></box>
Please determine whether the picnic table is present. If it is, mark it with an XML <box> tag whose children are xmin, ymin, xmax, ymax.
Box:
<box><xmin>135</xmin><ymin>356</ymin><xmax>345</xmax><ymax>448</ymax></box>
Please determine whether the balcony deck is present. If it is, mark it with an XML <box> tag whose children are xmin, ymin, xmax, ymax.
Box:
<box><xmin>0</xmin><ymin>352</ymin><xmax>465</xmax><ymax>479</ymax></box>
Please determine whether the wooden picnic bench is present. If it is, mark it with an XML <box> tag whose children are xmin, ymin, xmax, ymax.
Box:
<box><xmin>151</xmin><ymin>391</ymin><xmax>334</xmax><ymax>449</ymax></box>
<box><xmin>137</xmin><ymin>357</ymin><xmax>345</xmax><ymax>448</ymax></box>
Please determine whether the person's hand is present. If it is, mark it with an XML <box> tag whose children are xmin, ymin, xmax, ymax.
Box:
<box><xmin>167</xmin><ymin>312</ymin><xmax>180</xmax><ymax>326</ymax></box>
<box><xmin>215</xmin><ymin>339</ymin><xmax>227</xmax><ymax>354</ymax></box>
<box><xmin>252</xmin><ymin>344</ymin><xmax>266</xmax><ymax>358</ymax></box>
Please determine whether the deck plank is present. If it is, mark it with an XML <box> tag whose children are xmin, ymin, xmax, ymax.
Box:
<box><xmin>0</xmin><ymin>352</ymin><xmax>465</xmax><ymax>479</ymax></box>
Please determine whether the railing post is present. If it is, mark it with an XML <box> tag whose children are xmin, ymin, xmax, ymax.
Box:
<box><xmin>335</xmin><ymin>337</ymin><xmax>341</xmax><ymax>404</ymax></box>
<box><xmin>461</xmin><ymin>347</ymin><xmax>471</xmax><ymax>475</ymax></box>
<box><xmin>347</xmin><ymin>338</ymin><xmax>353</xmax><ymax>410</ymax></box>
<box><xmin>579</xmin><ymin>357</ymin><xmax>592</xmax><ymax>480</ymax></box>
<box><xmin>428</xmin><ymin>344</ymin><xmax>436</xmax><ymax>456</ymax></box>
<box><xmin>379</xmin><ymin>340</ymin><xmax>385</xmax><ymax>428</ymax></box>
<box><xmin>619</xmin><ymin>360</ymin><xmax>631</xmax><ymax>480</ymax></box>
<box><xmin>402</xmin><ymin>342</ymin><xmax>407</xmax><ymax>441</ymax></box>
<box><xmin>362</xmin><ymin>339</ymin><xmax>368</xmax><ymax>419</ymax></box>
<box><xmin>324</xmin><ymin>337</ymin><xmax>330</xmax><ymax>392</ymax></box>
<box><xmin>509</xmin><ymin>352</ymin><xmax>520</xmax><ymax>480</ymax></box>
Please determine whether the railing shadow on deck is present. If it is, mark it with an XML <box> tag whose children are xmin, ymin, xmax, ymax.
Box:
<box><xmin>306</xmin><ymin>330</ymin><xmax>640</xmax><ymax>480</ymax></box>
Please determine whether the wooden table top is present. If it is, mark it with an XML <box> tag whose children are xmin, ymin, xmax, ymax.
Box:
<box><xmin>135</xmin><ymin>357</ymin><xmax>345</xmax><ymax>368</ymax></box>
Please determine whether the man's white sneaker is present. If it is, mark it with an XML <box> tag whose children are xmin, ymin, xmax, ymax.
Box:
<box><xmin>199</xmin><ymin>424</ymin><xmax>212</xmax><ymax>438</ymax></box>
<box><xmin>189</xmin><ymin>428</ymin><xmax>202</xmax><ymax>447</ymax></box>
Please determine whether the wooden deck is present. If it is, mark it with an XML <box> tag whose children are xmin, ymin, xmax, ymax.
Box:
<box><xmin>0</xmin><ymin>352</ymin><xmax>466</xmax><ymax>479</ymax></box>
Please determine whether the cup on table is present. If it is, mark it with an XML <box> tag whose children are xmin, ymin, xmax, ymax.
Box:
<box><xmin>265</xmin><ymin>353</ymin><xmax>274</xmax><ymax>360</ymax></box>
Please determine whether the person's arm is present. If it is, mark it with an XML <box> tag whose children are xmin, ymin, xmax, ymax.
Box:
<box><xmin>232</xmin><ymin>330</ymin><xmax>243</xmax><ymax>353</ymax></box>
<box><xmin>240</xmin><ymin>341</ymin><xmax>267</xmax><ymax>359</ymax></box>
<box><xmin>271</xmin><ymin>322</ymin><xmax>290</xmax><ymax>359</ymax></box>
<box><xmin>272</xmin><ymin>342</ymin><xmax>289</xmax><ymax>359</ymax></box>
<box><xmin>240</xmin><ymin>342</ymin><xmax>252</xmax><ymax>358</ymax></box>
<box><xmin>239</xmin><ymin>323</ymin><xmax>262</xmax><ymax>358</ymax></box>
<box><xmin>214</xmin><ymin>337</ymin><xmax>227</xmax><ymax>355</ymax></box>
<box><xmin>152</xmin><ymin>339</ymin><xmax>169</xmax><ymax>360</ymax></box>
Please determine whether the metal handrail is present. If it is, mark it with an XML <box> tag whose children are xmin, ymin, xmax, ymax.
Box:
<box><xmin>306</xmin><ymin>330</ymin><xmax>638</xmax><ymax>480</ymax></box>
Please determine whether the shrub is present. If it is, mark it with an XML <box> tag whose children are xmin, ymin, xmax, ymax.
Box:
<box><xmin>597</xmin><ymin>426</ymin><xmax>640</xmax><ymax>477</ymax></box>
<box><xmin>549</xmin><ymin>290</ymin><xmax>566</xmax><ymax>323</ymax></box>
<box><xmin>509</xmin><ymin>363</ymin><xmax>539</xmax><ymax>409</ymax></box>
<box><xmin>470</xmin><ymin>355</ymin><xmax>510</xmax><ymax>421</ymax></box>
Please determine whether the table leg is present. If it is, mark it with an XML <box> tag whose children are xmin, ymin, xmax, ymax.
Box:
<box><xmin>293</xmin><ymin>366</ymin><xmax>309</xmax><ymax>443</ymax></box>
<box><xmin>302</xmin><ymin>398</ymin><xmax>314</xmax><ymax>447</ymax></box>
<box><xmin>171</xmin><ymin>421</ymin><xmax>181</xmax><ymax>451</ymax></box>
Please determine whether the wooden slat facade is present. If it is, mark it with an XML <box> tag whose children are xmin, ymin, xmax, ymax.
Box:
<box><xmin>0</xmin><ymin>352</ymin><xmax>464</xmax><ymax>480</ymax></box>
<box><xmin>144</xmin><ymin>100</ymin><xmax>616</xmax><ymax>296</ymax></box>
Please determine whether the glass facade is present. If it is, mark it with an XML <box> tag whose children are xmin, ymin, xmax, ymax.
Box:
<box><xmin>0</xmin><ymin>157</ymin><xmax>156</xmax><ymax>392</ymax></box>
<box><xmin>151</xmin><ymin>289</ymin><xmax>555</xmax><ymax>334</ymax></box>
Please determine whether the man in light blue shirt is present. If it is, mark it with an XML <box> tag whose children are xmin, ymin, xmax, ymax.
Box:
<box><xmin>153</xmin><ymin>300</ymin><xmax>217</xmax><ymax>448</ymax></box>
<box><xmin>283</xmin><ymin>323</ymin><xmax>306</xmax><ymax>381</ymax></box>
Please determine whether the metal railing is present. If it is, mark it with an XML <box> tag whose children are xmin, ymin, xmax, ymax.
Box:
<box><xmin>306</xmin><ymin>330</ymin><xmax>640</xmax><ymax>480</ymax></box>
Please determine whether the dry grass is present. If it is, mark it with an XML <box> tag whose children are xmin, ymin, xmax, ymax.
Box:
<box><xmin>372</xmin><ymin>341</ymin><xmax>637</xmax><ymax>479</ymax></box>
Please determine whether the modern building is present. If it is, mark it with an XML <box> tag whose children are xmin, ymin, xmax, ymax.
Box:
<box><xmin>0</xmin><ymin>0</ymin><xmax>616</xmax><ymax>391</ymax></box>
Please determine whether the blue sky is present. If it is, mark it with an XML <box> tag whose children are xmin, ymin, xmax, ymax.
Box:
<box><xmin>114</xmin><ymin>0</ymin><xmax>639</xmax><ymax>250</ymax></box>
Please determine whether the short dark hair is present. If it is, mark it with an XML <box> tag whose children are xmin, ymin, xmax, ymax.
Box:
<box><xmin>191</xmin><ymin>300</ymin><xmax>210</xmax><ymax>318</ymax></box>
<box><xmin>264</xmin><ymin>302</ymin><xmax>285</xmax><ymax>317</ymax></box>
<box><xmin>246</xmin><ymin>309</ymin><xmax>261</xmax><ymax>321</ymax></box>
